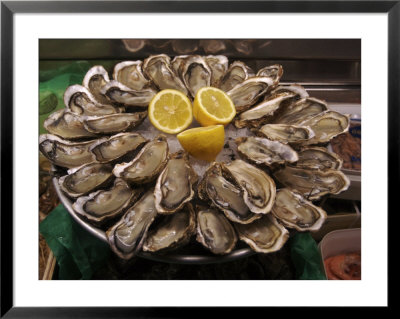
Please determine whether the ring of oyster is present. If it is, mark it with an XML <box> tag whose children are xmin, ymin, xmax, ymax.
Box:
<box><xmin>40</xmin><ymin>54</ymin><xmax>351</xmax><ymax>261</ymax></box>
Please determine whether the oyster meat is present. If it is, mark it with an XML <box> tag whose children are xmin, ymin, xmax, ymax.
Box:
<box><xmin>270</xmin><ymin>84</ymin><xmax>309</xmax><ymax>99</ymax></box>
<box><xmin>73</xmin><ymin>178</ymin><xmax>143</xmax><ymax>225</ymax></box>
<box><xmin>219</xmin><ymin>61</ymin><xmax>255</xmax><ymax>92</ymax></box>
<box><xmin>224</xmin><ymin>159</ymin><xmax>276</xmax><ymax>215</ymax></box>
<box><xmin>106</xmin><ymin>189</ymin><xmax>158</xmax><ymax>260</ymax></box>
<box><xmin>235</xmin><ymin>92</ymin><xmax>297</xmax><ymax>128</ymax></box>
<box><xmin>58</xmin><ymin>162</ymin><xmax>113</xmax><ymax>198</ymax></box>
<box><xmin>271</xmin><ymin>188</ymin><xmax>327</xmax><ymax>232</ymax></box>
<box><xmin>205</xmin><ymin>55</ymin><xmax>229</xmax><ymax>87</ymax></box>
<box><xmin>235</xmin><ymin>136</ymin><xmax>299</xmax><ymax>166</ymax></box>
<box><xmin>255</xmin><ymin>123</ymin><xmax>315</xmax><ymax>145</ymax></box>
<box><xmin>234</xmin><ymin>214</ymin><xmax>289</xmax><ymax>254</ymax></box>
<box><xmin>113</xmin><ymin>135</ymin><xmax>169</xmax><ymax>185</ymax></box>
<box><xmin>82</xmin><ymin>65</ymin><xmax>112</xmax><ymax>105</ymax></box>
<box><xmin>299</xmin><ymin>110</ymin><xmax>350</xmax><ymax>144</ymax></box>
<box><xmin>112</xmin><ymin>60</ymin><xmax>153</xmax><ymax>91</ymax></box>
<box><xmin>43</xmin><ymin>109</ymin><xmax>96</xmax><ymax>140</ymax></box>
<box><xmin>196</xmin><ymin>205</ymin><xmax>238</xmax><ymax>255</ymax></box>
<box><xmin>142</xmin><ymin>54</ymin><xmax>188</xmax><ymax>95</ymax></box>
<box><xmin>82</xmin><ymin>111</ymin><xmax>147</xmax><ymax>134</ymax></box>
<box><xmin>100</xmin><ymin>80</ymin><xmax>157</xmax><ymax>108</ymax></box>
<box><xmin>179</xmin><ymin>55</ymin><xmax>212</xmax><ymax>98</ymax></box>
<box><xmin>154</xmin><ymin>151</ymin><xmax>198</xmax><ymax>214</ymax></box>
<box><xmin>64</xmin><ymin>84</ymin><xmax>122</xmax><ymax>116</ymax></box>
<box><xmin>227</xmin><ymin>76</ymin><xmax>275</xmax><ymax>113</ymax></box>
<box><xmin>291</xmin><ymin>146</ymin><xmax>343</xmax><ymax>170</ymax></box>
<box><xmin>198</xmin><ymin>162</ymin><xmax>261</xmax><ymax>224</ymax></box>
<box><xmin>142</xmin><ymin>204</ymin><xmax>196</xmax><ymax>252</ymax></box>
<box><xmin>273</xmin><ymin>165</ymin><xmax>351</xmax><ymax>200</ymax></box>
<box><xmin>256</xmin><ymin>64</ymin><xmax>283</xmax><ymax>88</ymax></box>
<box><xmin>39</xmin><ymin>134</ymin><xmax>96</xmax><ymax>168</ymax></box>
<box><xmin>89</xmin><ymin>132</ymin><xmax>147</xmax><ymax>163</ymax></box>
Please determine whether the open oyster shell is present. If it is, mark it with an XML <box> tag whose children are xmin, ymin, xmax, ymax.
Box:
<box><xmin>224</xmin><ymin>159</ymin><xmax>276</xmax><ymax>215</ymax></box>
<box><xmin>100</xmin><ymin>80</ymin><xmax>157</xmax><ymax>108</ymax></box>
<box><xmin>113</xmin><ymin>135</ymin><xmax>169</xmax><ymax>185</ymax></box>
<box><xmin>234</xmin><ymin>214</ymin><xmax>289</xmax><ymax>254</ymax></box>
<box><xmin>58</xmin><ymin>162</ymin><xmax>113</xmax><ymax>198</ymax></box>
<box><xmin>271</xmin><ymin>188</ymin><xmax>327</xmax><ymax>232</ymax></box>
<box><xmin>73</xmin><ymin>178</ymin><xmax>143</xmax><ymax>226</ymax></box>
<box><xmin>198</xmin><ymin>162</ymin><xmax>261</xmax><ymax>224</ymax></box>
<box><xmin>219</xmin><ymin>61</ymin><xmax>254</xmax><ymax>92</ymax></box>
<box><xmin>39</xmin><ymin>134</ymin><xmax>97</xmax><ymax>168</ymax></box>
<box><xmin>196</xmin><ymin>205</ymin><xmax>238</xmax><ymax>255</ymax></box>
<box><xmin>142</xmin><ymin>204</ymin><xmax>196</xmax><ymax>253</ymax></box>
<box><xmin>290</xmin><ymin>146</ymin><xmax>343</xmax><ymax>170</ymax></box>
<box><xmin>254</xmin><ymin>123</ymin><xmax>315</xmax><ymax>145</ymax></box>
<box><xmin>235</xmin><ymin>136</ymin><xmax>299</xmax><ymax>166</ymax></box>
<box><xmin>178</xmin><ymin>55</ymin><xmax>212</xmax><ymax>98</ymax></box>
<box><xmin>89</xmin><ymin>132</ymin><xmax>147</xmax><ymax>163</ymax></box>
<box><xmin>270</xmin><ymin>84</ymin><xmax>309</xmax><ymax>99</ymax></box>
<box><xmin>82</xmin><ymin>111</ymin><xmax>147</xmax><ymax>134</ymax></box>
<box><xmin>256</xmin><ymin>64</ymin><xmax>283</xmax><ymax>88</ymax></box>
<box><xmin>205</xmin><ymin>55</ymin><xmax>229</xmax><ymax>87</ymax></box>
<box><xmin>106</xmin><ymin>189</ymin><xmax>158</xmax><ymax>260</ymax></box>
<box><xmin>154</xmin><ymin>151</ymin><xmax>198</xmax><ymax>214</ymax></box>
<box><xmin>273</xmin><ymin>165</ymin><xmax>351</xmax><ymax>200</ymax></box>
<box><xmin>82</xmin><ymin>65</ymin><xmax>112</xmax><ymax>105</ymax></box>
<box><xmin>112</xmin><ymin>60</ymin><xmax>153</xmax><ymax>91</ymax></box>
<box><xmin>64</xmin><ymin>84</ymin><xmax>122</xmax><ymax>116</ymax></box>
<box><xmin>142</xmin><ymin>54</ymin><xmax>188</xmax><ymax>95</ymax></box>
<box><xmin>43</xmin><ymin>109</ymin><xmax>97</xmax><ymax>140</ymax></box>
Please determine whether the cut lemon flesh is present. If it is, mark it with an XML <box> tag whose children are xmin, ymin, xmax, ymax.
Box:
<box><xmin>148</xmin><ymin>89</ymin><xmax>193</xmax><ymax>134</ymax></box>
<box><xmin>193</xmin><ymin>87</ymin><xmax>236</xmax><ymax>127</ymax></box>
<box><xmin>177</xmin><ymin>125</ymin><xmax>225</xmax><ymax>162</ymax></box>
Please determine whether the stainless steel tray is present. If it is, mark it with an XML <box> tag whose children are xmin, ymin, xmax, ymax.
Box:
<box><xmin>53</xmin><ymin>177</ymin><xmax>255</xmax><ymax>264</ymax></box>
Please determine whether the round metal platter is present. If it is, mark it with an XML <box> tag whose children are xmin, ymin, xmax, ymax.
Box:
<box><xmin>53</xmin><ymin>177</ymin><xmax>256</xmax><ymax>264</ymax></box>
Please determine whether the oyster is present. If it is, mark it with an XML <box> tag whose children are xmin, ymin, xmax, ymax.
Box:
<box><xmin>255</xmin><ymin>123</ymin><xmax>315</xmax><ymax>145</ymax></box>
<box><xmin>142</xmin><ymin>54</ymin><xmax>188</xmax><ymax>95</ymax></box>
<box><xmin>200</xmin><ymin>40</ymin><xmax>226</xmax><ymax>54</ymax></box>
<box><xmin>106</xmin><ymin>189</ymin><xmax>158</xmax><ymax>260</ymax></box>
<box><xmin>271</xmin><ymin>188</ymin><xmax>327</xmax><ymax>232</ymax></box>
<box><xmin>227</xmin><ymin>76</ymin><xmax>275</xmax><ymax>113</ymax></box>
<box><xmin>205</xmin><ymin>55</ymin><xmax>229</xmax><ymax>87</ymax></box>
<box><xmin>299</xmin><ymin>110</ymin><xmax>350</xmax><ymax>144</ymax></box>
<box><xmin>39</xmin><ymin>134</ymin><xmax>96</xmax><ymax>168</ymax></box>
<box><xmin>113</xmin><ymin>135</ymin><xmax>169</xmax><ymax>185</ymax></box>
<box><xmin>235</xmin><ymin>136</ymin><xmax>299</xmax><ymax>166</ymax></box>
<box><xmin>58</xmin><ymin>162</ymin><xmax>113</xmax><ymax>198</ymax></box>
<box><xmin>234</xmin><ymin>214</ymin><xmax>289</xmax><ymax>254</ymax></box>
<box><xmin>73</xmin><ymin>178</ymin><xmax>143</xmax><ymax>225</ymax></box>
<box><xmin>100</xmin><ymin>80</ymin><xmax>157</xmax><ymax>108</ymax></box>
<box><xmin>219</xmin><ymin>61</ymin><xmax>255</xmax><ymax>92</ymax></box>
<box><xmin>198</xmin><ymin>162</ymin><xmax>261</xmax><ymax>224</ymax></box>
<box><xmin>234</xmin><ymin>92</ymin><xmax>297</xmax><ymax>128</ymax></box>
<box><xmin>82</xmin><ymin>65</ymin><xmax>112</xmax><ymax>105</ymax></box>
<box><xmin>64</xmin><ymin>84</ymin><xmax>121</xmax><ymax>116</ymax></box>
<box><xmin>273</xmin><ymin>165</ymin><xmax>351</xmax><ymax>200</ymax></box>
<box><xmin>142</xmin><ymin>204</ymin><xmax>196</xmax><ymax>252</ymax></box>
<box><xmin>270</xmin><ymin>84</ymin><xmax>309</xmax><ymax>99</ymax></box>
<box><xmin>272</xmin><ymin>97</ymin><xmax>327</xmax><ymax>125</ymax></box>
<box><xmin>196</xmin><ymin>205</ymin><xmax>238</xmax><ymax>255</ymax></box>
<box><xmin>82</xmin><ymin>111</ymin><xmax>147</xmax><ymax>134</ymax></box>
<box><xmin>224</xmin><ymin>159</ymin><xmax>276</xmax><ymax>215</ymax></box>
<box><xmin>179</xmin><ymin>55</ymin><xmax>212</xmax><ymax>98</ymax></box>
<box><xmin>112</xmin><ymin>60</ymin><xmax>153</xmax><ymax>91</ymax></box>
<box><xmin>154</xmin><ymin>151</ymin><xmax>198</xmax><ymax>214</ymax></box>
<box><xmin>171</xmin><ymin>55</ymin><xmax>189</xmax><ymax>76</ymax></box>
<box><xmin>43</xmin><ymin>109</ymin><xmax>97</xmax><ymax>140</ymax></box>
<box><xmin>89</xmin><ymin>132</ymin><xmax>147</xmax><ymax>163</ymax></box>
<box><xmin>256</xmin><ymin>64</ymin><xmax>283</xmax><ymax>88</ymax></box>
<box><xmin>291</xmin><ymin>146</ymin><xmax>343</xmax><ymax>170</ymax></box>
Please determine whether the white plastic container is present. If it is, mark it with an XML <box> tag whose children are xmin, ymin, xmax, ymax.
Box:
<box><xmin>318</xmin><ymin>228</ymin><xmax>361</xmax><ymax>279</ymax></box>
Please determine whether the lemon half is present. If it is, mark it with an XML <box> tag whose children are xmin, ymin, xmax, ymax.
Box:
<box><xmin>148</xmin><ymin>89</ymin><xmax>193</xmax><ymax>134</ymax></box>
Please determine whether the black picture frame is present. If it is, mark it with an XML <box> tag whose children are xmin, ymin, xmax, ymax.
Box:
<box><xmin>1</xmin><ymin>1</ymin><xmax>395</xmax><ymax>317</ymax></box>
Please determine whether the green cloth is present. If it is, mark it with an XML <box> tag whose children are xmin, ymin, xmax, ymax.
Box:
<box><xmin>289</xmin><ymin>232</ymin><xmax>326</xmax><ymax>280</ymax></box>
<box><xmin>39</xmin><ymin>204</ymin><xmax>111</xmax><ymax>280</ymax></box>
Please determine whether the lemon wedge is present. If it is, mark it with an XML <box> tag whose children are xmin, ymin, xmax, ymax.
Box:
<box><xmin>193</xmin><ymin>87</ymin><xmax>236</xmax><ymax>127</ymax></box>
<box><xmin>148</xmin><ymin>89</ymin><xmax>193</xmax><ymax>134</ymax></box>
<box><xmin>177</xmin><ymin>125</ymin><xmax>225</xmax><ymax>162</ymax></box>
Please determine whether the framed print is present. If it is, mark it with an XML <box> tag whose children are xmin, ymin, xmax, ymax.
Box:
<box><xmin>1</xmin><ymin>1</ymin><xmax>396</xmax><ymax>317</ymax></box>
